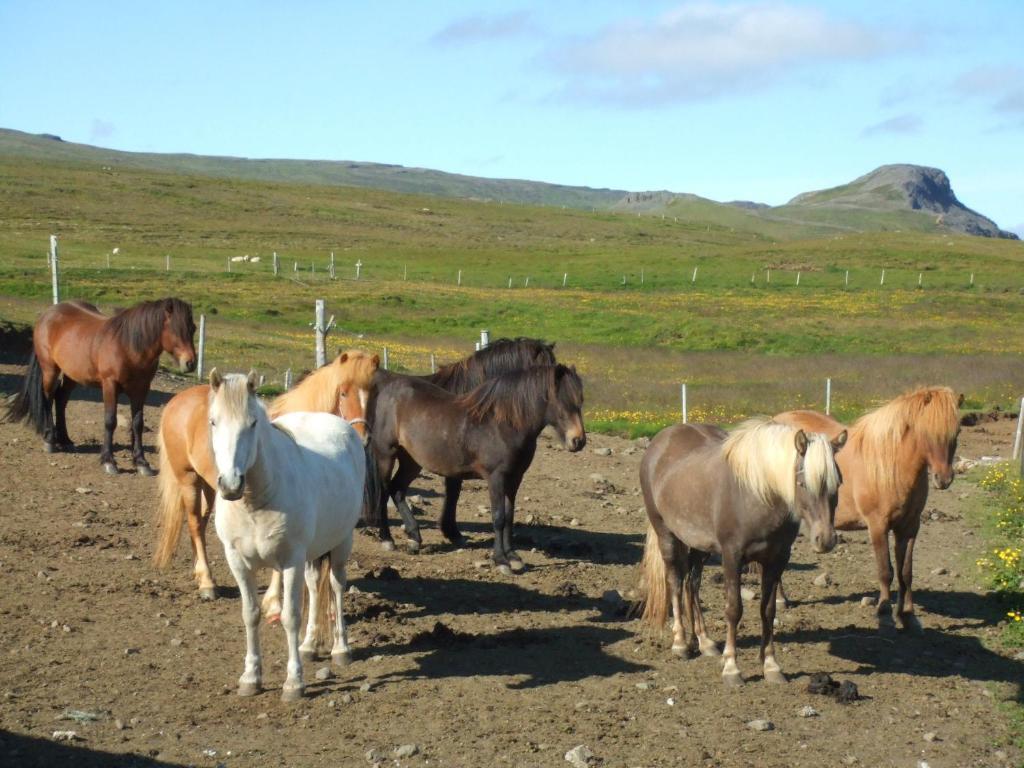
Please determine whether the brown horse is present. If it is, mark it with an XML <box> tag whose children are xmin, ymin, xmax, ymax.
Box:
<box><xmin>775</xmin><ymin>386</ymin><xmax>962</xmax><ymax>632</ymax></box>
<box><xmin>640</xmin><ymin>419</ymin><xmax>844</xmax><ymax>685</ymax></box>
<box><xmin>4</xmin><ymin>298</ymin><xmax>196</xmax><ymax>475</ymax></box>
<box><xmin>367</xmin><ymin>364</ymin><xmax>586</xmax><ymax>572</ymax></box>
<box><xmin>153</xmin><ymin>350</ymin><xmax>379</xmax><ymax>604</ymax></box>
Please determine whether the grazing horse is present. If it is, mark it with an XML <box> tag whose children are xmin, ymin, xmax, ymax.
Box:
<box><xmin>207</xmin><ymin>370</ymin><xmax>365</xmax><ymax>701</ymax></box>
<box><xmin>639</xmin><ymin>419</ymin><xmax>843</xmax><ymax>685</ymax></box>
<box><xmin>153</xmin><ymin>350</ymin><xmax>379</xmax><ymax>607</ymax></box>
<box><xmin>368</xmin><ymin>364</ymin><xmax>586</xmax><ymax>571</ymax></box>
<box><xmin>775</xmin><ymin>386</ymin><xmax>962</xmax><ymax>632</ymax></box>
<box><xmin>366</xmin><ymin>337</ymin><xmax>557</xmax><ymax>549</ymax></box>
<box><xmin>4</xmin><ymin>298</ymin><xmax>196</xmax><ymax>474</ymax></box>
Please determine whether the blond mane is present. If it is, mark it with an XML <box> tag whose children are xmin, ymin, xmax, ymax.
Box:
<box><xmin>724</xmin><ymin>418</ymin><xmax>838</xmax><ymax>509</ymax></box>
<box><xmin>847</xmin><ymin>386</ymin><xmax>960</xmax><ymax>494</ymax></box>
<box><xmin>267</xmin><ymin>350</ymin><xmax>378</xmax><ymax>419</ymax></box>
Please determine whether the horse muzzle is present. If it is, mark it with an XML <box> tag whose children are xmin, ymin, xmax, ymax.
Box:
<box><xmin>566</xmin><ymin>434</ymin><xmax>586</xmax><ymax>452</ymax></box>
<box><xmin>812</xmin><ymin>529</ymin><xmax>837</xmax><ymax>554</ymax></box>
<box><xmin>932</xmin><ymin>472</ymin><xmax>954</xmax><ymax>491</ymax></box>
<box><xmin>180</xmin><ymin>356</ymin><xmax>197</xmax><ymax>374</ymax></box>
<box><xmin>218</xmin><ymin>474</ymin><xmax>245</xmax><ymax>501</ymax></box>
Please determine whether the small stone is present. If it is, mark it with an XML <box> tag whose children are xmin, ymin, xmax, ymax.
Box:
<box><xmin>369</xmin><ymin>654</ymin><xmax>384</xmax><ymax>663</ymax></box>
<box><xmin>365</xmin><ymin>748</ymin><xmax>385</xmax><ymax>763</ymax></box>
<box><xmin>525</xmin><ymin>514</ymin><xmax>536</xmax><ymax>525</ymax></box>
<box><xmin>394</xmin><ymin>744</ymin><xmax>419</xmax><ymax>758</ymax></box>
<box><xmin>995</xmin><ymin>750</ymin><xmax>1008</xmax><ymax>761</ymax></box>
<box><xmin>124</xmin><ymin>648</ymin><xmax>139</xmax><ymax>656</ymax></box>
<box><xmin>923</xmin><ymin>732</ymin><xmax>939</xmax><ymax>743</ymax></box>
<box><xmin>930</xmin><ymin>567</ymin><xmax>947</xmax><ymax>576</ymax></box>
<box><xmin>592</xmin><ymin>447</ymin><xmax>612</xmax><ymax>456</ymax></box>
<box><xmin>798</xmin><ymin>706</ymin><xmax>819</xmax><ymax>718</ymax></box>
<box><xmin>666</xmin><ymin>697</ymin><xmax>676</xmax><ymax>706</ymax></box>
<box><xmin>52</xmin><ymin>730</ymin><xmax>79</xmax><ymax>742</ymax></box>
<box><xmin>860</xmin><ymin>596</ymin><xmax>874</xmax><ymax>607</ymax></box>
<box><xmin>340</xmin><ymin>693</ymin><xmax>353</xmax><ymax>704</ymax></box>
<box><xmin>473</xmin><ymin>560</ymin><xmax>489</xmax><ymax>569</ymax></box>
<box><xmin>635</xmin><ymin>682</ymin><xmax>652</xmax><ymax>691</ymax></box>
<box><xmin>124</xmin><ymin>553</ymin><xmax>137</xmax><ymax>561</ymax></box>
<box><xmin>256</xmin><ymin>712</ymin><xmax>268</xmax><ymax>720</ymax></box>
<box><xmin>315</xmin><ymin>667</ymin><xmax>333</xmax><ymax>681</ymax></box>
<box><xmin>359</xmin><ymin>682</ymin><xmax>372</xmax><ymax>693</ymax></box>
<box><xmin>75</xmin><ymin>487</ymin><xmax>91</xmax><ymax>494</ymax></box>
<box><xmin>194</xmin><ymin>629</ymin><xmax>204</xmax><ymax>636</ymax></box>
<box><xmin>348</xmin><ymin>585</ymin><xmax>361</xmax><ymax>594</ymax></box>
<box><xmin>812</xmin><ymin>572</ymin><xmax>832</xmax><ymax>588</ymax></box>
<box><xmin>740</xmin><ymin>586</ymin><xmax>756</xmax><ymax>601</ymax></box>
<box><xmin>588</xmin><ymin>473</ymin><xmax>606</xmax><ymax>484</ymax></box>
<box><xmin>408</xmin><ymin>495</ymin><xmax>423</xmax><ymax>505</ymax></box>
<box><xmin>1014</xmin><ymin>650</ymin><xmax>1024</xmax><ymax>661</ymax></box>
<box><xmin>569</xmin><ymin>518</ymin><xmax>581</xmax><ymax>527</ymax></box>
<box><xmin>114</xmin><ymin>719</ymin><xmax>125</xmax><ymax>730</ymax></box>
<box><xmin>747</xmin><ymin>719</ymin><xmax>774</xmax><ymax>732</ymax></box>
<box><xmin>129</xmin><ymin>717</ymin><xmax>140</xmax><ymax>726</ymax></box>
<box><xmin>170</xmin><ymin>637</ymin><xmax>183</xmax><ymax>647</ymax></box>
<box><xmin>564</xmin><ymin>744</ymin><xmax>594</xmax><ymax>768</ymax></box>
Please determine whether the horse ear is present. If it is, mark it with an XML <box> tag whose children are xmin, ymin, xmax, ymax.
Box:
<box><xmin>794</xmin><ymin>430</ymin><xmax>809</xmax><ymax>456</ymax></box>
<box><xmin>831</xmin><ymin>430</ymin><xmax>848</xmax><ymax>453</ymax></box>
<box><xmin>337</xmin><ymin>352</ymin><xmax>348</xmax><ymax>365</ymax></box>
<box><xmin>246</xmin><ymin>370</ymin><xmax>258</xmax><ymax>393</ymax></box>
<box><xmin>163</xmin><ymin>298</ymin><xmax>173</xmax><ymax>316</ymax></box>
<box><xmin>957</xmin><ymin>393</ymin><xmax>965</xmax><ymax>408</ymax></box>
<box><xmin>923</xmin><ymin>391</ymin><xmax>933</xmax><ymax>405</ymax></box>
<box><xmin>209</xmin><ymin>368</ymin><xmax>222</xmax><ymax>391</ymax></box>
<box><xmin>371</xmin><ymin>354</ymin><xmax>381</xmax><ymax>368</ymax></box>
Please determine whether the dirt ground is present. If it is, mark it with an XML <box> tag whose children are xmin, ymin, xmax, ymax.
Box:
<box><xmin>0</xmin><ymin>360</ymin><xmax>1022</xmax><ymax>768</ymax></box>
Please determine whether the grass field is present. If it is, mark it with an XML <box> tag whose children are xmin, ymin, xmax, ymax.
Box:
<box><xmin>2</xmin><ymin>153</ymin><xmax>1023</xmax><ymax>432</ymax></box>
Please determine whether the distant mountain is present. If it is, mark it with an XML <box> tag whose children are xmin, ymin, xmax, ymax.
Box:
<box><xmin>787</xmin><ymin>164</ymin><xmax>1017</xmax><ymax>239</ymax></box>
<box><xmin>0</xmin><ymin>128</ymin><xmax>1016</xmax><ymax>240</ymax></box>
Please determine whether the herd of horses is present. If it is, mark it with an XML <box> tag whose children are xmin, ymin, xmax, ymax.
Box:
<box><xmin>2</xmin><ymin>297</ymin><xmax>963</xmax><ymax>698</ymax></box>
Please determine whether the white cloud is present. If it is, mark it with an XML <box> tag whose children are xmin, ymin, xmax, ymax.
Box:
<box><xmin>861</xmin><ymin>113</ymin><xmax>923</xmax><ymax>138</ymax></box>
<box><xmin>431</xmin><ymin>11</ymin><xmax>534</xmax><ymax>47</ymax></box>
<box><xmin>544</xmin><ymin>2</ymin><xmax>889</xmax><ymax>107</ymax></box>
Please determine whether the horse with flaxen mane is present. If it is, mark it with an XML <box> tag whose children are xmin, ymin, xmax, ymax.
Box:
<box><xmin>365</xmin><ymin>337</ymin><xmax>557</xmax><ymax>549</ymax></box>
<box><xmin>775</xmin><ymin>386</ymin><xmax>962</xmax><ymax>633</ymax></box>
<box><xmin>367</xmin><ymin>364</ymin><xmax>586</xmax><ymax>571</ymax></box>
<box><xmin>4</xmin><ymin>298</ymin><xmax>196</xmax><ymax>475</ymax></box>
<box><xmin>153</xmin><ymin>350</ymin><xmax>379</xmax><ymax>613</ymax></box>
<box><xmin>639</xmin><ymin>419</ymin><xmax>844</xmax><ymax>685</ymax></box>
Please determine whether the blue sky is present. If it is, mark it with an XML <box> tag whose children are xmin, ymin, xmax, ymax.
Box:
<box><xmin>2</xmin><ymin>1</ymin><xmax>1022</xmax><ymax>232</ymax></box>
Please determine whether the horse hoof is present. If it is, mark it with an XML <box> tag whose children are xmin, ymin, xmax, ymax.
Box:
<box><xmin>763</xmin><ymin>669</ymin><xmax>787</xmax><ymax>685</ymax></box>
<box><xmin>671</xmin><ymin>645</ymin><xmax>696</xmax><ymax>659</ymax></box>
<box><xmin>443</xmin><ymin>532</ymin><xmax>465</xmax><ymax>546</ymax></box>
<box><xmin>508</xmin><ymin>557</ymin><xmax>525</xmax><ymax>573</ymax></box>
<box><xmin>281</xmin><ymin>686</ymin><xmax>304</xmax><ymax>702</ymax></box>
<box><xmin>699</xmin><ymin>641</ymin><xmax>720</xmax><ymax>657</ymax></box>
<box><xmin>405</xmin><ymin>539</ymin><xmax>420</xmax><ymax>553</ymax></box>
<box><xmin>199</xmin><ymin>587</ymin><xmax>216</xmax><ymax>601</ymax></box>
<box><xmin>877</xmin><ymin>613</ymin><xmax>897</xmax><ymax>635</ymax></box>
<box><xmin>43</xmin><ymin>442</ymin><xmax>56</xmax><ymax>454</ymax></box>
<box><xmin>136</xmin><ymin>463</ymin><xmax>156</xmax><ymax>477</ymax></box>
<box><xmin>299</xmin><ymin>649</ymin><xmax>316</xmax><ymax>663</ymax></box>
<box><xmin>381</xmin><ymin>540</ymin><xmax>396</xmax><ymax>552</ymax></box>
<box><xmin>899</xmin><ymin>614</ymin><xmax>923</xmax><ymax>634</ymax></box>
<box><xmin>722</xmin><ymin>672</ymin><xmax>744</xmax><ymax>687</ymax></box>
<box><xmin>332</xmin><ymin>651</ymin><xmax>353</xmax><ymax>667</ymax></box>
<box><xmin>496</xmin><ymin>564</ymin><xmax>513</xmax><ymax>576</ymax></box>
<box><xmin>102</xmin><ymin>462</ymin><xmax>119</xmax><ymax>476</ymax></box>
<box><xmin>237</xmin><ymin>682</ymin><xmax>261</xmax><ymax>697</ymax></box>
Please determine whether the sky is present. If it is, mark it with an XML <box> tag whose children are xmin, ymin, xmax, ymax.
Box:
<box><xmin>1</xmin><ymin>1</ymin><xmax>1022</xmax><ymax>233</ymax></box>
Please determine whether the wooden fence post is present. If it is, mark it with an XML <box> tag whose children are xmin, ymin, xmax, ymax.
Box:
<box><xmin>196</xmin><ymin>314</ymin><xmax>206</xmax><ymax>380</ymax></box>
<box><xmin>49</xmin><ymin>235</ymin><xmax>59</xmax><ymax>304</ymax></box>
<box><xmin>825</xmin><ymin>378</ymin><xmax>832</xmax><ymax>416</ymax></box>
<box><xmin>313</xmin><ymin>299</ymin><xmax>335</xmax><ymax>368</ymax></box>
<box><xmin>681</xmin><ymin>383</ymin><xmax>688</xmax><ymax>424</ymax></box>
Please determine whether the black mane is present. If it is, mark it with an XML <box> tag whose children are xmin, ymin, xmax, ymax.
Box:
<box><xmin>425</xmin><ymin>337</ymin><xmax>556</xmax><ymax>394</ymax></box>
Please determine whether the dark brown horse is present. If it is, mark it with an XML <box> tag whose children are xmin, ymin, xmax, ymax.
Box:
<box><xmin>366</xmin><ymin>337</ymin><xmax>557</xmax><ymax>549</ymax></box>
<box><xmin>4</xmin><ymin>298</ymin><xmax>196</xmax><ymax>475</ymax></box>
<box><xmin>639</xmin><ymin>419</ymin><xmax>844</xmax><ymax>685</ymax></box>
<box><xmin>367</xmin><ymin>364</ymin><xmax>586</xmax><ymax>571</ymax></box>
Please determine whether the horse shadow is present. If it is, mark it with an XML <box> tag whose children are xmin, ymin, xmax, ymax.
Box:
<box><xmin>785</xmin><ymin>588</ymin><xmax>1008</xmax><ymax>626</ymax></box>
<box><xmin>0</xmin><ymin>728</ymin><xmax>188</xmax><ymax>768</ymax></box>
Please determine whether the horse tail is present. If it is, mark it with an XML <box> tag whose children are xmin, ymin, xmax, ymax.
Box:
<box><xmin>3</xmin><ymin>351</ymin><xmax>48</xmax><ymax>435</ymax></box>
<box><xmin>313</xmin><ymin>554</ymin><xmax>333</xmax><ymax>652</ymax></box>
<box><xmin>639</xmin><ymin>523</ymin><xmax>669</xmax><ymax>629</ymax></box>
<box><xmin>152</xmin><ymin>430</ymin><xmax>185</xmax><ymax>569</ymax></box>
<box><xmin>361</xmin><ymin>439</ymin><xmax>384</xmax><ymax>527</ymax></box>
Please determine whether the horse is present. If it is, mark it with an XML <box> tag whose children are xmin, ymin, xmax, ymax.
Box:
<box><xmin>153</xmin><ymin>350</ymin><xmax>379</xmax><ymax>609</ymax></box>
<box><xmin>639</xmin><ymin>419</ymin><xmax>844</xmax><ymax>685</ymax></box>
<box><xmin>4</xmin><ymin>298</ymin><xmax>196</xmax><ymax>475</ymax></box>
<box><xmin>775</xmin><ymin>386</ymin><xmax>962</xmax><ymax>633</ymax></box>
<box><xmin>367</xmin><ymin>364</ymin><xmax>586</xmax><ymax>572</ymax></box>
<box><xmin>207</xmin><ymin>370</ymin><xmax>365</xmax><ymax>701</ymax></box>
<box><xmin>366</xmin><ymin>337</ymin><xmax>557</xmax><ymax>549</ymax></box>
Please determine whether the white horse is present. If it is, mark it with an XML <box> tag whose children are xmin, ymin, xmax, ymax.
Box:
<box><xmin>207</xmin><ymin>369</ymin><xmax>365</xmax><ymax>701</ymax></box>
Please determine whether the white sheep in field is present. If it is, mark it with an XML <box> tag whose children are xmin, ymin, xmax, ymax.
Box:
<box><xmin>250</xmin><ymin>256</ymin><xmax>261</xmax><ymax>263</ymax></box>
<box><xmin>231</xmin><ymin>256</ymin><xmax>246</xmax><ymax>263</ymax></box>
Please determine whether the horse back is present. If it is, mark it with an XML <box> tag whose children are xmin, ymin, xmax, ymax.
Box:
<box><xmin>33</xmin><ymin>301</ymin><xmax>114</xmax><ymax>384</ymax></box>
<box><xmin>774</xmin><ymin>409</ymin><xmax>847</xmax><ymax>439</ymax></box>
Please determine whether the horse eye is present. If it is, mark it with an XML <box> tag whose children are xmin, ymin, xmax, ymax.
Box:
<box><xmin>249</xmin><ymin>418</ymin><xmax>257</xmax><ymax>428</ymax></box>
<box><xmin>209</xmin><ymin>419</ymin><xmax>216</xmax><ymax>427</ymax></box>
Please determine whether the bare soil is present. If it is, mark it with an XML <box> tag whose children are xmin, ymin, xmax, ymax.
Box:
<box><xmin>0</xmin><ymin>362</ymin><xmax>1021</xmax><ymax>768</ymax></box>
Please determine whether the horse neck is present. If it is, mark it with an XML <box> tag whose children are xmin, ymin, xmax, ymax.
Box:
<box><xmin>241</xmin><ymin>414</ymin><xmax>282</xmax><ymax>510</ymax></box>
<box><xmin>849</xmin><ymin>419</ymin><xmax>927</xmax><ymax>498</ymax></box>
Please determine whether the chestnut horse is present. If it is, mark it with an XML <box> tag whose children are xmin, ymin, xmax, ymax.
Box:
<box><xmin>367</xmin><ymin>364</ymin><xmax>586</xmax><ymax>572</ymax></box>
<box><xmin>775</xmin><ymin>386</ymin><xmax>962</xmax><ymax>632</ymax></box>
<box><xmin>640</xmin><ymin>419</ymin><xmax>843</xmax><ymax>685</ymax></box>
<box><xmin>153</xmin><ymin>350</ymin><xmax>379</xmax><ymax>607</ymax></box>
<box><xmin>4</xmin><ymin>298</ymin><xmax>196</xmax><ymax>475</ymax></box>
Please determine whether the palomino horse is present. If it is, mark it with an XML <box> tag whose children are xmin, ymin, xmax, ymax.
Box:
<box><xmin>640</xmin><ymin>419</ymin><xmax>844</xmax><ymax>685</ymax></box>
<box><xmin>368</xmin><ymin>364</ymin><xmax>586</xmax><ymax>572</ymax></box>
<box><xmin>775</xmin><ymin>386</ymin><xmax>962</xmax><ymax>632</ymax></box>
<box><xmin>4</xmin><ymin>298</ymin><xmax>196</xmax><ymax>474</ymax></box>
<box><xmin>207</xmin><ymin>370</ymin><xmax>366</xmax><ymax>701</ymax></box>
<box><xmin>366</xmin><ymin>337</ymin><xmax>557</xmax><ymax>549</ymax></box>
<box><xmin>153</xmin><ymin>350</ymin><xmax>379</xmax><ymax>607</ymax></box>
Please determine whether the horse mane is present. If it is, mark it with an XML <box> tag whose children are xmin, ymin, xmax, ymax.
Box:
<box><xmin>457</xmin><ymin>364</ymin><xmax>581</xmax><ymax>430</ymax></box>
<box><xmin>107</xmin><ymin>298</ymin><xmax>192</xmax><ymax>356</ymax></box>
<box><xmin>847</xmin><ymin>386</ymin><xmax>960</xmax><ymax>494</ymax></box>
<box><xmin>211</xmin><ymin>373</ymin><xmax>261</xmax><ymax>420</ymax></box>
<box><xmin>268</xmin><ymin>350</ymin><xmax>378</xmax><ymax>419</ymax></box>
<box><xmin>427</xmin><ymin>337</ymin><xmax>556</xmax><ymax>394</ymax></box>
<box><xmin>724</xmin><ymin>418</ymin><xmax>838</xmax><ymax>509</ymax></box>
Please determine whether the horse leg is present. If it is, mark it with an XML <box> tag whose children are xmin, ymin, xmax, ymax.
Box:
<box><xmin>758</xmin><ymin>561</ymin><xmax>786</xmax><ymax>684</ymax></box>
<box><xmin>185</xmin><ymin>479</ymin><xmax>215</xmax><ymax>600</ymax></box>
<box><xmin>375</xmin><ymin>453</ymin><xmax>398</xmax><ymax>551</ymax></box>
<box><xmin>720</xmin><ymin>551</ymin><xmax>744</xmax><ymax>685</ymax></box>
<box><xmin>128</xmin><ymin>392</ymin><xmax>155</xmax><ymax>476</ymax></box>
<box><xmin>389</xmin><ymin>455</ymin><xmax>423</xmax><ymax>550</ymax></box>
<box><xmin>280</xmin><ymin>563</ymin><xmax>305</xmax><ymax>701</ymax></box>
<box><xmin>894</xmin><ymin>522</ymin><xmax>922</xmax><ymax>634</ymax></box>
<box><xmin>38</xmin><ymin>360</ymin><xmax>59</xmax><ymax>452</ymax></box>
<box><xmin>688</xmin><ymin>553</ymin><xmax>718</xmax><ymax>656</ymax></box>
<box><xmin>502</xmin><ymin>474</ymin><xmax>525</xmax><ymax>572</ymax></box>
<box><xmin>774</xmin><ymin>577</ymin><xmax>792</xmax><ymax>610</ymax></box>
<box><xmin>439</xmin><ymin>477</ymin><xmax>465</xmax><ymax>545</ymax></box>
<box><xmin>100</xmin><ymin>380</ymin><xmax>119</xmax><ymax>474</ymax></box>
<box><xmin>299</xmin><ymin>561</ymin><xmax>320</xmax><ymax>663</ymax></box>
<box><xmin>223</xmin><ymin>547</ymin><xmax>262</xmax><ymax>696</ymax></box>
<box><xmin>329</xmin><ymin>536</ymin><xmax>355</xmax><ymax>666</ymax></box>
<box><xmin>868</xmin><ymin>520</ymin><xmax>896</xmax><ymax>632</ymax></box>
<box><xmin>261</xmin><ymin>570</ymin><xmax>283</xmax><ymax>624</ymax></box>
<box><xmin>53</xmin><ymin>377</ymin><xmax>76</xmax><ymax>449</ymax></box>
<box><xmin>487</xmin><ymin>475</ymin><xmax>512</xmax><ymax>574</ymax></box>
<box><xmin>661</xmin><ymin>536</ymin><xmax>692</xmax><ymax>657</ymax></box>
